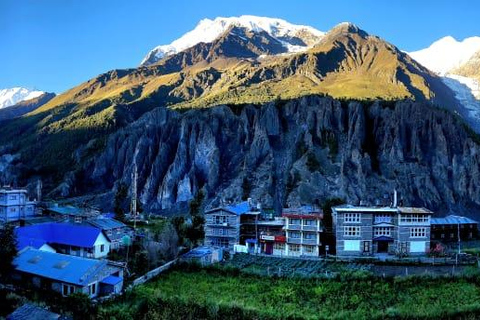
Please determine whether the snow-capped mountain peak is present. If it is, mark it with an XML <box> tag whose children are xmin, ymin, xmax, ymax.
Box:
<box><xmin>141</xmin><ymin>15</ymin><xmax>325</xmax><ymax>66</ymax></box>
<box><xmin>409</xmin><ymin>35</ymin><xmax>480</xmax><ymax>75</ymax></box>
<box><xmin>0</xmin><ymin>87</ymin><xmax>44</xmax><ymax>109</ymax></box>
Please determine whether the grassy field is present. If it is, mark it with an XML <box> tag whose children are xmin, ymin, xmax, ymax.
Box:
<box><xmin>99</xmin><ymin>265</ymin><xmax>480</xmax><ymax>320</ymax></box>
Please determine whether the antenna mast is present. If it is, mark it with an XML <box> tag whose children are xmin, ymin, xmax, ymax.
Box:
<box><xmin>132</xmin><ymin>164</ymin><xmax>138</xmax><ymax>229</ymax></box>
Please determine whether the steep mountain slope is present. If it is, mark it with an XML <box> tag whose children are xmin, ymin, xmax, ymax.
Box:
<box><xmin>65</xmin><ymin>97</ymin><xmax>480</xmax><ymax>216</ymax></box>
<box><xmin>0</xmin><ymin>87</ymin><xmax>45</xmax><ymax>109</ymax></box>
<box><xmin>0</xmin><ymin>92</ymin><xmax>55</xmax><ymax>121</ymax></box>
<box><xmin>452</xmin><ymin>50</ymin><xmax>480</xmax><ymax>86</ymax></box>
<box><xmin>409</xmin><ymin>36</ymin><xmax>480</xmax><ymax>131</ymax></box>
<box><xmin>0</xmin><ymin>19</ymin><xmax>473</xmax><ymax>216</ymax></box>
<box><xmin>409</xmin><ymin>36</ymin><xmax>480</xmax><ymax>75</ymax></box>
<box><xmin>141</xmin><ymin>15</ymin><xmax>325</xmax><ymax>65</ymax></box>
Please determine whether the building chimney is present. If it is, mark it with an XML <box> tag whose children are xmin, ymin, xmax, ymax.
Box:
<box><xmin>393</xmin><ymin>189</ymin><xmax>398</xmax><ymax>208</ymax></box>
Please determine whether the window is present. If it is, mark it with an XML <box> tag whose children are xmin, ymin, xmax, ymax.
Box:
<box><xmin>344</xmin><ymin>226</ymin><xmax>361</xmax><ymax>236</ymax></box>
<box><xmin>410</xmin><ymin>227</ymin><xmax>427</xmax><ymax>238</ymax></box>
<box><xmin>344</xmin><ymin>213</ymin><xmax>361</xmax><ymax>223</ymax></box>
<box><xmin>289</xmin><ymin>244</ymin><xmax>300</xmax><ymax>252</ymax></box>
<box><xmin>289</xmin><ymin>218</ymin><xmax>301</xmax><ymax>225</ymax></box>
<box><xmin>374</xmin><ymin>214</ymin><xmax>392</xmax><ymax>223</ymax></box>
<box><xmin>214</xmin><ymin>228</ymin><xmax>227</xmax><ymax>236</ymax></box>
<box><xmin>450</xmin><ymin>233</ymin><xmax>455</xmax><ymax>239</ymax></box>
<box><xmin>374</xmin><ymin>227</ymin><xmax>392</xmax><ymax>237</ymax></box>
<box><xmin>274</xmin><ymin>243</ymin><xmax>285</xmax><ymax>251</ymax></box>
<box><xmin>214</xmin><ymin>216</ymin><xmax>228</xmax><ymax>224</ymax></box>
<box><xmin>89</xmin><ymin>283</ymin><xmax>97</xmax><ymax>295</ymax></box>
<box><xmin>212</xmin><ymin>238</ymin><xmax>229</xmax><ymax>248</ymax></box>
<box><xmin>363</xmin><ymin>241</ymin><xmax>370</xmax><ymax>252</ymax></box>
<box><xmin>303</xmin><ymin>232</ymin><xmax>316</xmax><ymax>240</ymax></box>
<box><xmin>303</xmin><ymin>219</ymin><xmax>316</xmax><ymax>226</ymax></box>
<box><xmin>400</xmin><ymin>215</ymin><xmax>429</xmax><ymax>224</ymax></box>
<box><xmin>100</xmin><ymin>244</ymin><xmax>105</xmax><ymax>252</ymax></box>
<box><xmin>290</xmin><ymin>231</ymin><xmax>301</xmax><ymax>239</ymax></box>
<box><xmin>304</xmin><ymin>245</ymin><xmax>315</xmax><ymax>254</ymax></box>
<box><xmin>9</xmin><ymin>195</ymin><xmax>17</xmax><ymax>200</ymax></box>
<box><xmin>63</xmin><ymin>284</ymin><xmax>75</xmax><ymax>296</ymax></box>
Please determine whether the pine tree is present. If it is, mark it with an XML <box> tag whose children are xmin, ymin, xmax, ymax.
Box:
<box><xmin>114</xmin><ymin>182</ymin><xmax>128</xmax><ymax>222</ymax></box>
<box><xmin>0</xmin><ymin>224</ymin><xmax>18</xmax><ymax>281</ymax></box>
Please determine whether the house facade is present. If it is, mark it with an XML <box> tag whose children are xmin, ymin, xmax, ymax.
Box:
<box><xmin>431</xmin><ymin>215</ymin><xmax>478</xmax><ymax>243</ymax></box>
<box><xmin>204</xmin><ymin>201</ymin><xmax>260</xmax><ymax>252</ymax></box>
<box><xmin>16</xmin><ymin>223</ymin><xmax>111</xmax><ymax>259</ymax></box>
<box><xmin>13</xmin><ymin>248</ymin><xmax>123</xmax><ymax>298</ymax></box>
<box><xmin>333</xmin><ymin>205</ymin><xmax>432</xmax><ymax>256</ymax></box>
<box><xmin>86</xmin><ymin>218</ymin><xmax>133</xmax><ymax>250</ymax></box>
<box><xmin>282</xmin><ymin>206</ymin><xmax>324</xmax><ymax>257</ymax></box>
<box><xmin>0</xmin><ymin>188</ymin><xmax>36</xmax><ymax>222</ymax></box>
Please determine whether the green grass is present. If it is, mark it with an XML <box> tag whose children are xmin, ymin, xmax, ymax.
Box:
<box><xmin>99</xmin><ymin>266</ymin><xmax>480</xmax><ymax>320</ymax></box>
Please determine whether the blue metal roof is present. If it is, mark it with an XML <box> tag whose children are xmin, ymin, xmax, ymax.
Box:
<box><xmin>7</xmin><ymin>303</ymin><xmax>60</xmax><ymax>320</ymax></box>
<box><xmin>182</xmin><ymin>246</ymin><xmax>214</xmax><ymax>258</ymax></box>
<box><xmin>225</xmin><ymin>201</ymin><xmax>252</xmax><ymax>215</ymax></box>
<box><xmin>431</xmin><ymin>215</ymin><xmax>478</xmax><ymax>225</ymax></box>
<box><xmin>101</xmin><ymin>275</ymin><xmax>123</xmax><ymax>286</ymax></box>
<box><xmin>47</xmin><ymin>206</ymin><xmax>84</xmax><ymax>216</ymax></box>
<box><xmin>14</xmin><ymin>248</ymin><xmax>107</xmax><ymax>286</ymax></box>
<box><xmin>16</xmin><ymin>223</ymin><xmax>104</xmax><ymax>248</ymax></box>
<box><xmin>17</xmin><ymin>237</ymin><xmax>48</xmax><ymax>251</ymax></box>
<box><xmin>87</xmin><ymin>218</ymin><xmax>126</xmax><ymax>230</ymax></box>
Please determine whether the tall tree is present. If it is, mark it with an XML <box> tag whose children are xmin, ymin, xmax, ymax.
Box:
<box><xmin>0</xmin><ymin>224</ymin><xmax>18</xmax><ymax>281</ymax></box>
<box><xmin>114</xmin><ymin>182</ymin><xmax>128</xmax><ymax>222</ymax></box>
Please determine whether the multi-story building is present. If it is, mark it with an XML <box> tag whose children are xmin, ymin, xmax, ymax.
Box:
<box><xmin>0</xmin><ymin>187</ymin><xmax>36</xmax><ymax>222</ymax></box>
<box><xmin>204</xmin><ymin>201</ymin><xmax>260</xmax><ymax>252</ymax></box>
<box><xmin>282</xmin><ymin>206</ymin><xmax>324</xmax><ymax>257</ymax></box>
<box><xmin>333</xmin><ymin>204</ymin><xmax>432</xmax><ymax>256</ymax></box>
<box><xmin>431</xmin><ymin>215</ymin><xmax>478</xmax><ymax>243</ymax></box>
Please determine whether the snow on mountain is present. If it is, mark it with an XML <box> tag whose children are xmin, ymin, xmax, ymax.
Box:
<box><xmin>409</xmin><ymin>36</ymin><xmax>480</xmax><ymax>75</ymax></box>
<box><xmin>0</xmin><ymin>87</ymin><xmax>44</xmax><ymax>109</ymax></box>
<box><xmin>141</xmin><ymin>15</ymin><xmax>325</xmax><ymax>65</ymax></box>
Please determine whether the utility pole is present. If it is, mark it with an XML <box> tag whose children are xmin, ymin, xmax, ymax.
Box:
<box><xmin>131</xmin><ymin>164</ymin><xmax>138</xmax><ymax>230</ymax></box>
<box><xmin>36</xmin><ymin>179</ymin><xmax>42</xmax><ymax>202</ymax></box>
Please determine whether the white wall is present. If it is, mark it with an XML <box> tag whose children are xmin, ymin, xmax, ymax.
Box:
<box><xmin>93</xmin><ymin>233</ymin><xmax>111</xmax><ymax>258</ymax></box>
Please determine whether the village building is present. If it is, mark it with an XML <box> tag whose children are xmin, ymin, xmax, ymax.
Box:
<box><xmin>431</xmin><ymin>215</ymin><xmax>478</xmax><ymax>242</ymax></box>
<box><xmin>86</xmin><ymin>217</ymin><xmax>133</xmax><ymax>250</ymax></box>
<box><xmin>0</xmin><ymin>187</ymin><xmax>36</xmax><ymax>223</ymax></box>
<box><xmin>204</xmin><ymin>200</ymin><xmax>260</xmax><ymax>252</ymax></box>
<box><xmin>13</xmin><ymin>248</ymin><xmax>123</xmax><ymax>298</ymax></box>
<box><xmin>7</xmin><ymin>303</ymin><xmax>63</xmax><ymax>320</ymax></box>
<box><xmin>282</xmin><ymin>206</ymin><xmax>324</xmax><ymax>257</ymax></box>
<box><xmin>332</xmin><ymin>203</ymin><xmax>432</xmax><ymax>256</ymax></box>
<box><xmin>16</xmin><ymin>223</ymin><xmax>111</xmax><ymax>259</ymax></box>
<box><xmin>45</xmin><ymin>205</ymin><xmax>100</xmax><ymax>223</ymax></box>
<box><xmin>257</xmin><ymin>217</ymin><xmax>286</xmax><ymax>255</ymax></box>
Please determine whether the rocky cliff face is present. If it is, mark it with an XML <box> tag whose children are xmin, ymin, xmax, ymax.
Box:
<box><xmin>65</xmin><ymin>96</ymin><xmax>480</xmax><ymax>215</ymax></box>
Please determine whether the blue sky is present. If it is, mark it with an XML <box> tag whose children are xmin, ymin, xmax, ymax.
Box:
<box><xmin>1</xmin><ymin>0</ymin><xmax>479</xmax><ymax>93</ymax></box>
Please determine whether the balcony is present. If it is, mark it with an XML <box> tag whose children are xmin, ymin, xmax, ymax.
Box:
<box><xmin>287</xmin><ymin>224</ymin><xmax>301</xmax><ymax>230</ymax></box>
<box><xmin>302</xmin><ymin>225</ymin><xmax>319</xmax><ymax>232</ymax></box>
<box><xmin>287</xmin><ymin>238</ymin><xmax>302</xmax><ymax>244</ymax></box>
<box><xmin>374</xmin><ymin>217</ymin><xmax>393</xmax><ymax>224</ymax></box>
<box><xmin>302</xmin><ymin>238</ymin><xmax>318</xmax><ymax>245</ymax></box>
<box><xmin>204</xmin><ymin>231</ymin><xmax>234</xmax><ymax>238</ymax></box>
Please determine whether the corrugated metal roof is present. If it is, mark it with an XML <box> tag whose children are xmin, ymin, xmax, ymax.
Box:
<box><xmin>47</xmin><ymin>206</ymin><xmax>84</xmax><ymax>215</ymax></box>
<box><xmin>87</xmin><ymin>218</ymin><xmax>126</xmax><ymax>230</ymax></box>
<box><xmin>17</xmin><ymin>237</ymin><xmax>48</xmax><ymax>251</ymax></box>
<box><xmin>225</xmin><ymin>201</ymin><xmax>254</xmax><ymax>215</ymax></box>
<box><xmin>14</xmin><ymin>248</ymin><xmax>107</xmax><ymax>286</ymax></box>
<box><xmin>431</xmin><ymin>215</ymin><xmax>478</xmax><ymax>225</ymax></box>
<box><xmin>16</xmin><ymin>223</ymin><xmax>104</xmax><ymax>248</ymax></box>
<box><xmin>7</xmin><ymin>303</ymin><xmax>60</xmax><ymax>320</ymax></box>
